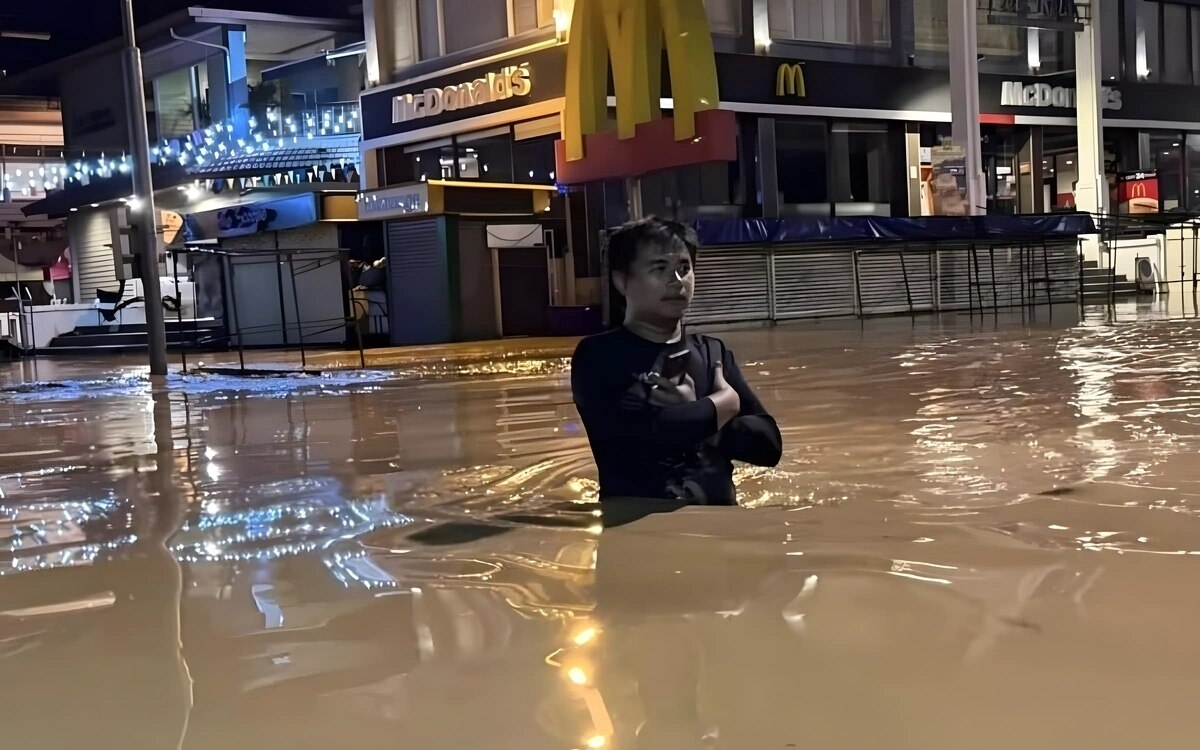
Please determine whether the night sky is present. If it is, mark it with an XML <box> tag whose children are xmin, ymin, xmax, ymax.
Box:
<box><xmin>0</xmin><ymin>0</ymin><xmax>361</xmax><ymax>77</ymax></box>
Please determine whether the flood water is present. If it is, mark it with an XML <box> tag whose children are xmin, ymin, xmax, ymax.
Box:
<box><xmin>3</xmin><ymin>302</ymin><xmax>1200</xmax><ymax>749</ymax></box>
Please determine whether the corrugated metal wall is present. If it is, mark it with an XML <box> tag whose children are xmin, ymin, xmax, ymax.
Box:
<box><xmin>66</xmin><ymin>207</ymin><xmax>119</xmax><ymax>303</ymax></box>
<box><xmin>687</xmin><ymin>242</ymin><xmax>1080</xmax><ymax>325</ymax></box>
<box><xmin>386</xmin><ymin>217</ymin><xmax>450</xmax><ymax>345</ymax></box>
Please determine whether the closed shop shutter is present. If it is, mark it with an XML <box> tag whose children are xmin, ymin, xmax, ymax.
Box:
<box><xmin>938</xmin><ymin>244</ymin><xmax>1079</xmax><ymax>310</ymax></box>
<box><xmin>67</xmin><ymin>208</ymin><xmax>118</xmax><ymax>303</ymax></box>
<box><xmin>857</xmin><ymin>250</ymin><xmax>934</xmax><ymax>315</ymax></box>
<box><xmin>1046</xmin><ymin>244</ymin><xmax>1080</xmax><ymax>302</ymax></box>
<box><xmin>686</xmin><ymin>248</ymin><xmax>770</xmax><ymax>325</ymax></box>
<box><xmin>936</xmin><ymin>247</ymin><xmax>971</xmax><ymax>310</ymax></box>
<box><xmin>771</xmin><ymin>246</ymin><xmax>856</xmax><ymax>319</ymax></box>
<box><xmin>386</xmin><ymin>218</ymin><xmax>450</xmax><ymax>345</ymax></box>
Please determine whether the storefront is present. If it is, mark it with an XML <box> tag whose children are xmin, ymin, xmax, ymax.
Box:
<box><xmin>359</xmin><ymin>42</ymin><xmax>601</xmax><ymax>345</ymax></box>
<box><xmin>589</xmin><ymin>51</ymin><xmax>1200</xmax><ymax>223</ymax></box>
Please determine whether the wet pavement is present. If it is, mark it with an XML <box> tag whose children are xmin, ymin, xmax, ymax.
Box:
<box><xmin>2</xmin><ymin>301</ymin><xmax>1200</xmax><ymax>749</ymax></box>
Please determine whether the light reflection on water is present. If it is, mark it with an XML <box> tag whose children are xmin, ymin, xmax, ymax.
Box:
<box><xmin>2</xmin><ymin>304</ymin><xmax>1200</xmax><ymax>747</ymax></box>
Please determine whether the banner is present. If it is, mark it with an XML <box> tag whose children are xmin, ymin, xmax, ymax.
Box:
<box><xmin>184</xmin><ymin>194</ymin><xmax>319</xmax><ymax>241</ymax></box>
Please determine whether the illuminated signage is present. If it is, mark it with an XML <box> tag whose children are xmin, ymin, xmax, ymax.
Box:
<box><xmin>1000</xmin><ymin>81</ymin><xmax>1122</xmax><ymax>111</ymax></box>
<box><xmin>775</xmin><ymin>63</ymin><xmax>807</xmax><ymax>97</ymax></box>
<box><xmin>562</xmin><ymin>0</ymin><xmax>722</xmax><ymax>163</ymax></box>
<box><xmin>358</xmin><ymin>184</ymin><xmax>430</xmax><ymax>220</ymax></box>
<box><xmin>392</xmin><ymin>64</ymin><xmax>532</xmax><ymax>124</ymax></box>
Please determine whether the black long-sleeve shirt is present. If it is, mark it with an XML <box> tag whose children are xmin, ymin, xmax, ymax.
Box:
<box><xmin>571</xmin><ymin>327</ymin><xmax>782</xmax><ymax>504</ymax></box>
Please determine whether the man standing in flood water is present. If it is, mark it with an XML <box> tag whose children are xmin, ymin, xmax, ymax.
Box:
<box><xmin>571</xmin><ymin>217</ymin><xmax>782</xmax><ymax>517</ymax></box>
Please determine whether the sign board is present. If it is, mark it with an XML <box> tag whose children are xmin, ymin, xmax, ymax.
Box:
<box><xmin>392</xmin><ymin>64</ymin><xmax>532</xmax><ymax>124</ymax></box>
<box><xmin>1115</xmin><ymin>171</ymin><xmax>1160</xmax><ymax>214</ymax></box>
<box><xmin>160</xmin><ymin>210</ymin><xmax>185</xmax><ymax>247</ymax></box>
<box><xmin>1000</xmin><ymin>81</ymin><xmax>1122</xmax><ymax>110</ymax></box>
<box><xmin>358</xmin><ymin>184</ymin><xmax>431</xmax><ymax>221</ymax></box>
<box><xmin>361</xmin><ymin>46</ymin><xmax>565</xmax><ymax>142</ymax></box>
<box><xmin>557</xmin><ymin>0</ymin><xmax>735</xmax><ymax>184</ymax></box>
<box><xmin>979</xmin><ymin>0</ymin><xmax>1082</xmax><ymax>30</ymax></box>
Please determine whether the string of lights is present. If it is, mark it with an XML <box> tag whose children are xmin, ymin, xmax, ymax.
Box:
<box><xmin>1</xmin><ymin>105</ymin><xmax>362</xmax><ymax>201</ymax></box>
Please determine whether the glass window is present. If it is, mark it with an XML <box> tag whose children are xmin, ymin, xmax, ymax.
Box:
<box><xmin>1193</xmin><ymin>8</ymin><xmax>1200</xmax><ymax>85</ymax></box>
<box><xmin>443</xmin><ymin>0</ymin><xmax>509</xmax><ymax>54</ymax></box>
<box><xmin>513</xmin><ymin>134</ymin><xmax>558</xmax><ymax>184</ymax></box>
<box><xmin>830</xmin><ymin>121</ymin><xmax>892</xmax><ymax>214</ymax></box>
<box><xmin>913</xmin><ymin>0</ymin><xmax>948</xmax><ymax>54</ymax></box>
<box><xmin>457</xmin><ymin>126</ymin><xmax>513</xmax><ymax>182</ymax></box>
<box><xmin>382</xmin><ymin>138</ymin><xmax>455</xmax><ymax>185</ymax></box>
<box><xmin>513</xmin><ymin>0</ymin><xmax>554</xmax><ymax>34</ymax></box>
<box><xmin>154</xmin><ymin>67</ymin><xmax>198</xmax><ymax>140</ymax></box>
<box><xmin>1163</xmin><ymin>4</ymin><xmax>1190</xmax><ymax>83</ymax></box>
<box><xmin>705</xmin><ymin>0</ymin><xmax>742</xmax><ymax>36</ymax></box>
<box><xmin>1137</xmin><ymin>0</ymin><xmax>1159</xmax><ymax>80</ymax></box>
<box><xmin>1186</xmin><ymin>134</ymin><xmax>1200</xmax><ymax>211</ymax></box>
<box><xmin>775</xmin><ymin>120</ymin><xmax>829</xmax><ymax>214</ymax></box>
<box><xmin>769</xmin><ymin>0</ymin><xmax>889</xmax><ymax>47</ymax></box>
<box><xmin>1100</xmin><ymin>0</ymin><xmax>1121</xmax><ymax>81</ymax></box>
<box><xmin>1149</xmin><ymin>133</ymin><xmax>1182</xmax><ymax>210</ymax></box>
<box><xmin>417</xmin><ymin>0</ymin><xmax>441</xmax><ymax>60</ymax></box>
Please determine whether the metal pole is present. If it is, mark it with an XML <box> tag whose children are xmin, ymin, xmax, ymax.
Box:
<box><xmin>286</xmin><ymin>252</ymin><xmax>306</xmax><ymax>370</ymax></box>
<box><xmin>171</xmin><ymin>249</ymin><xmax>186</xmax><ymax>373</ymax></box>
<box><xmin>121</xmin><ymin>0</ymin><xmax>168</xmax><ymax>376</ymax></box>
<box><xmin>948</xmin><ymin>0</ymin><xmax>985</xmax><ymax>215</ymax></box>
<box><xmin>12</xmin><ymin>236</ymin><xmax>28</xmax><ymax>356</ymax></box>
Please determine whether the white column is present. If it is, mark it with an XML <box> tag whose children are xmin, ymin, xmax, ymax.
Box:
<box><xmin>948</xmin><ymin>0</ymin><xmax>986</xmax><ymax>215</ymax></box>
<box><xmin>1074</xmin><ymin>0</ymin><xmax>1106</xmax><ymax>217</ymax></box>
<box><xmin>363</xmin><ymin>0</ymin><xmax>391</xmax><ymax>86</ymax></box>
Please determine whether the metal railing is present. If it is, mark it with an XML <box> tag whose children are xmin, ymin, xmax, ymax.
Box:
<box><xmin>166</xmin><ymin>246</ymin><xmax>367</xmax><ymax>374</ymax></box>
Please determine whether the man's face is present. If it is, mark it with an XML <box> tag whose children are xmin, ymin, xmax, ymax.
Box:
<box><xmin>616</xmin><ymin>238</ymin><xmax>695</xmax><ymax>324</ymax></box>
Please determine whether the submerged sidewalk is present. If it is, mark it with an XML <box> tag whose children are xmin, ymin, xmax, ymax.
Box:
<box><xmin>303</xmin><ymin>336</ymin><xmax>581</xmax><ymax>372</ymax></box>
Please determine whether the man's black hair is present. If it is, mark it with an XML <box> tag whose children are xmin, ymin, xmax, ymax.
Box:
<box><xmin>606</xmin><ymin>216</ymin><xmax>698</xmax><ymax>277</ymax></box>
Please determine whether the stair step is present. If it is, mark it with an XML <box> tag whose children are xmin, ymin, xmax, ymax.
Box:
<box><xmin>72</xmin><ymin>320</ymin><xmax>222</xmax><ymax>336</ymax></box>
<box><xmin>1082</xmin><ymin>260</ymin><xmax>1100</xmax><ymax>269</ymax></box>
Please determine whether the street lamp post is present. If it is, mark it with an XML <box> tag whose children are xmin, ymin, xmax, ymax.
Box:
<box><xmin>120</xmin><ymin>0</ymin><xmax>168</xmax><ymax>376</ymax></box>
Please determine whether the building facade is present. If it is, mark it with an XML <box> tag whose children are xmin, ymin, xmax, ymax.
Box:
<box><xmin>354</xmin><ymin>0</ymin><xmax>1200</xmax><ymax>343</ymax></box>
<box><xmin>2</xmin><ymin>8</ymin><xmax>378</xmax><ymax>352</ymax></box>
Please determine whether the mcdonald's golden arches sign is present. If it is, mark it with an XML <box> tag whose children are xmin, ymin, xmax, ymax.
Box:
<box><xmin>554</xmin><ymin>0</ymin><xmax>737</xmax><ymax>184</ymax></box>
<box><xmin>775</xmin><ymin>63</ymin><xmax>806</xmax><ymax>98</ymax></box>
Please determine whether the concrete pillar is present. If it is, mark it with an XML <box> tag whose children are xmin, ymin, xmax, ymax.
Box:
<box><xmin>948</xmin><ymin>0</ymin><xmax>986</xmax><ymax>215</ymax></box>
<box><xmin>1074</xmin><ymin>0</ymin><xmax>1106</xmax><ymax>217</ymax></box>
<box><xmin>1075</xmin><ymin>0</ymin><xmax>1106</xmax><ymax>262</ymax></box>
<box><xmin>363</xmin><ymin>0</ymin><xmax>392</xmax><ymax>86</ymax></box>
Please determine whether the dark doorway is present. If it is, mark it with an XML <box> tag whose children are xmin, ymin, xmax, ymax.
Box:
<box><xmin>497</xmin><ymin>246</ymin><xmax>549</xmax><ymax>337</ymax></box>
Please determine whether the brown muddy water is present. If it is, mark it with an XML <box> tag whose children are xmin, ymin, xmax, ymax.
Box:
<box><xmin>2</xmin><ymin>302</ymin><xmax>1200</xmax><ymax>749</ymax></box>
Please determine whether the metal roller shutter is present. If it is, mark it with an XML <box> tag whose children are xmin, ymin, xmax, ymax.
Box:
<box><xmin>387</xmin><ymin>218</ymin><xmax>450</xmax><ymax>345</ymax></box>
<box><xmin>771</xmin><ymin>246</ymin><xmax>856</xmax><ymax>319</ymax></box>
<box><xmin>686</xmin><ymin>248</ymin><xmax>770</xmax><ymax>324</ymax></box>
<box><xmin>857</xmin><ymin>250</ymin><xmax>935</xmax><ymax>315</ymax></box>
<box><xmin>1046</xmin><ymin>244</ymin><xmax>1081</xmax><ymax>302</ymax></box>
<box><xmin>67</xmin><ymin>208</ymin><xmax>118</xmax><ymax>303</ymax></box>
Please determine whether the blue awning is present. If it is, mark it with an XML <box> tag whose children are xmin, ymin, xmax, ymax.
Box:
<box><xmin>692</xmin><ymin>213</ymin><xmax>1099</xmax><ymax>247</ymax></box>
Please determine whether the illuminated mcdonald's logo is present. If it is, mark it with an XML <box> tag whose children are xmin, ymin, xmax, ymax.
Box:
<box><xmin>562</xmin><ymin>0</ymin><xmax>722</xmax><ymax>164</ymax></box>
<box><xmin>1131</xmin><ymin>182</ymin><xmax>1148</xmax><ymax>199</ymax></box>
<box><xmin>775</xmin><ymin>63</ymin><xmax>806</xmax><ymax>98</ymax></box>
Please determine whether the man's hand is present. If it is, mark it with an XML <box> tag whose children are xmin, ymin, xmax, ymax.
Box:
<box><xmin>708</xmin><ymin>363</ymin><xmax>741</xmax><ymax>428</ymax></box>
<box><xmin>646</xmin><ymin>373</ymin><xmax>697</xmax><ymax>406</ymax></box>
